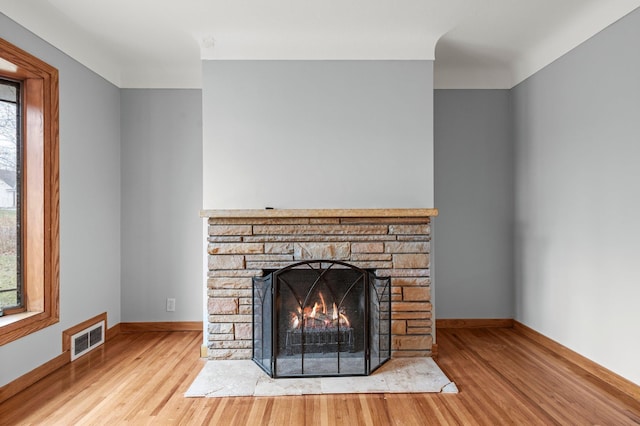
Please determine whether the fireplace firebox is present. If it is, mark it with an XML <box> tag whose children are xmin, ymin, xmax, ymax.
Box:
<box><xmin>253</xmin><ymin>260</ymin><xmax>391</xmax><ymax>378</ymax></box>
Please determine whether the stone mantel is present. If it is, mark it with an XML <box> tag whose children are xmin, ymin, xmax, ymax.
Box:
<box><xmin>200</xmin><ymin>208</ymin><xmax>438</xmax><ymax>219</ymax></box>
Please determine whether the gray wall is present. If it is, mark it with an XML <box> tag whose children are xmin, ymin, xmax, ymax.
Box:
<box><xmin>513</xmin><ymin>8</ymin><xmax>640</xmax><ymax>385</ymax></box>
<box><xmin>0</xmin><ymin>13</ymin><xmax>121</xmax><ymax>386</ymax></box>
<box><xmin>120</xmin><ymin>89</ymin><xmax>203</xmax><ymax>322</ymax></box>
<box><xmin>202</xmin><ymin>60</ymin><xmax>434</xmax><ymax>209</ymax></box>
<box><xmin>433</xmin><ymin>90</ymin><xmax>514</xmax><ymax>319</ymax></box>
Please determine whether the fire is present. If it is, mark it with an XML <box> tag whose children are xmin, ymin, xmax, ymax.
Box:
<box><xmin>290</xmin><ymin>313</ymin><xmax>300</xmax><ymax>329</ymax></box>
<box><xmin>319</xmin><ymin>293</ymin><xmax>327</xmax><ymax>314</ymax></box>
<box><xmin>339</xmin><ymin>313</ymin><xmax>350</xmax><ymax>328</ymax></box>
<box><xmin>290</xmin><ymin>293</ymin><xmax>350</xmax><ymax>330</ymax></box>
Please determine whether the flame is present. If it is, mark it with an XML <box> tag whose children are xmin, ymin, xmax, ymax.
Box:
<box><xmin>339</xmin><ymin>313</ymin><xmax>350</xmax><ymax>328</ymax></box>
<box><xmin>319</xmin><ymin>293</ymin><xmax>327</xmax><ymax>314</ymax></box>
<box><xmin>291</xmin><ymin>313</ymin><xmax>300</xmax><ymax>329</ymax></box>
<box><xmin>289</xmin><ymin>292</ymin><xmax>351</xmax><ymax>330</ymax></box>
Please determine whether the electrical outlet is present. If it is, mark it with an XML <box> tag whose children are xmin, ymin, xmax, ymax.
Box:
<box><xmin>166</xmin><ymin>298</ymin><xmax>176</xmax><ymax>312</ymax></box>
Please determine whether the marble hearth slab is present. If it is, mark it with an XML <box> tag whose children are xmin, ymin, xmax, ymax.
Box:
<box><xmin>185</xmin><ymin>358</ymin><xmax>457</xmax><ymax>398</ymax></box>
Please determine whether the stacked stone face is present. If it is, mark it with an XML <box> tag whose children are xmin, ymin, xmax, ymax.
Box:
<box><xmin>205</xmin><ymin>212</ymin><xmax>433</xmax><ymax>359</ymax></box>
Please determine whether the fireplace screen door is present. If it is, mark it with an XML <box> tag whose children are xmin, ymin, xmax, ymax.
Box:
<box><xmin>253</xmin><ymin>260</ymin><xmax>391</xmax><ymax>378</ymax></box>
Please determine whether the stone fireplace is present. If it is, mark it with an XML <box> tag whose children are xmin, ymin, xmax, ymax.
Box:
<box><xmin>201</xmin><ymin>209</ymin><xmax>437</xmax><ymax>361</ymax></box>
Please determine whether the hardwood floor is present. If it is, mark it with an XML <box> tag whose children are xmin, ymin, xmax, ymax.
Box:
<box><xmin>1</xmin><ymin>327</ymin><xmax>639</xmax><ymax>425</ymax></box>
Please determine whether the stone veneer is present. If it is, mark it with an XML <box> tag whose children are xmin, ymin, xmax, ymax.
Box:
<box><xmin>202</xmin><ymin>209</ymin><xmax>437</xmax><ymax>360</ymax></box>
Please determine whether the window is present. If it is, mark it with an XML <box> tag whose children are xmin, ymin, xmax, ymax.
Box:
<box><xmin>0</xmin><ymin>78</ymin><xmax>22</xmax><ymax>313</ymax></box>
<box><xmin>0</xmin><ymin>37</ymin><xmax>59</xmax><ymax>346</ymax></box>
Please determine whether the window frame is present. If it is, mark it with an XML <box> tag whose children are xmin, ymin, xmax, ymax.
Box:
<box><xmin>0</xmin><ymin>37</ymin><xmax>59</xmax><ymax>346</ymax></box>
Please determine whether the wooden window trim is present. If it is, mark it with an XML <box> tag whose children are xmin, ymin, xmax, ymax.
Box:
<box><xmin>0</xmin><ymin>37</ymin><xmax>59</xmax><ymax>346</ymax></box>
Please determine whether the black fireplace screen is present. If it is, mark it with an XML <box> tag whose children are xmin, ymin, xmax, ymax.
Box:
<box><xmin>253</xmin><ymin>260</ymin><xmax>391</xmax><ymax>378</ymax></box>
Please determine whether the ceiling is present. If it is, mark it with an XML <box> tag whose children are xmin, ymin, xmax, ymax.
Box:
<box><xmin>1</xmin><ymin>1</ymin><xmax>638</xmax><ymax>89</ymax></box>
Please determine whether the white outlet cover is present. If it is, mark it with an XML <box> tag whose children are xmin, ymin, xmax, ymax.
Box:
<box><xmin>167</xmin><ymin>298</ymin><xmax>176</xmax><ymax>312</ymax></box>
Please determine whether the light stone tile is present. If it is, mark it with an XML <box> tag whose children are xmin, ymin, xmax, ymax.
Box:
<box><xmin>184</xmin><ymin>360</ymin><xmax>261</xmax><ymax>397</ymax></box>
<box><xmin>375</xmin><ymin>269</ymin><xmax>430</xmax><ymax>278</ymax></box>
<box><xmin>208</xmin><ymin>255</ymin><xmax>245</xmax><ymax>270</ymax></box>
<box><xmin>397</xmin><ymin>235</ymin><xmax>430</xmax><ymax>242</ymax></box>
<box><xmin>349</xmin><ymin>261</ymin><xmax>393</xmax><ymax>269</ymax></box>
<box><xmin>208</xmin><ymin>277</ymin><xmax>252</xmax><ymax>289</ymax></box>
<box><xmin>238</xmin><ymin>305</ymin><xmax>252</xmax><ymax>315</ymax></box>
<box><xmin>206</xmin><ymin>348</ymin><xmax>252</xmax><ymax>359</ymax></box>
<box><xmin>381</xmin><ymin>358</ymin><xmax>452</xmax><ymax>393</ymax></box>
<box><xmin>245</xmin><ymin>261</ymin><xmax>293</xmax><ymax>270</ymax></box>
<box><xmin>403</xmin><ymin>287</ymin><xmax>431</xmax><ymax>301</ymax></box>
<box><xmin>388</xmin><ymin>224</ymin><xmax>430</xmax><ymax>235</ymax></box>
<box><xmin>309</xmin><ymin>218</ymin><xmax>340</xmax><ymax>224</ymax></box>
<box><xmin>208</xmin><ymin>225</ymin><xmax>253</xmax><ymax>236</ymax></box>
<box><xmin>208</xmin><ymin>340</ymin><xmax>252</xmax><ymax>349</ymax></box>
<box><xmin>208</xmin><ymin>242</ymin><xmax>264</xmax><ymax>254</ymax></box>
<box><xmin>264</xmin><ymin>242</ymin><xmax>294</xmax><ymax>254</ymax></box>
<box><xmin>293</xmin><ymin>242</ymin><xmax>350</xmax><ymax>260</ymax></box>
<box><xmin>391</xmin><ymin>277</ymin><xmax>431</xmax><ymax>287</ymax></box>
<box><xmin>208</xmin><ymin>314</ymin><xmax>251</xmax><ymax>323</ymax></box>
<box><xmin>208</xmin><ymin>333</ymin><xmax>235</xmax><ymax>341</ymax></box>
<box><xmin>245</xmin><ymin>254</ymin><xmax>293</xmax><ymax>262</ymax></box>
<box><xmin>208</xmin><ymin>269</ymin><xmax>262</xmax><ymax>277</ymax></box>
<box><xmin>393</xmin><ymin>301</ymin><xmax>431</xmax><ymax>312</ymax></box>
<box><xmin>350</xmin><ymin>253</ymin><xmax>392</xmax><ymax>261</ymax></box>
<box><xmin>208</xmin><ymin>323</ymin><xmax>233</xmax><ymax>334</ymax></box>
<box><xmin>320</xmin><ymin>375</ymin><xmax>389</xmax><ymax>394</ymax></box>
<box><xmin>351</xmin><ymin>242</ymin><xmax>384</xmax><ymax>253</ymax></box>
<box><xmin>393</xmin><ymin>253</ymin><xmax>430</xmax><ymax>269</ymax></box>
<box><xmin>234</xmin><ymin>323</ymin><xmax>252</xmax><ymax>340</ymax></box>
<box><xmin>253</xmin><ymin>224</ymin><xmax>388</xmax><ymax>235</ymax></box>
<box><xmin>185</xmin><ymin>358</ymin><xmax>456</xmax><ymax>398</ymax></box>
<box><xmin>210</xmin><ymin>289</ymin><xmax>251</xmax><ymax>298</ymax></box>
<box><xmin>442</xmin><ymin>382</ymin><xmax>459</xmax><ymax>393</ymax></box>
<box><xmin>254</xmin><ymin>377</ymin><xmax>323</xmax><ymax>396</ymax></box>
<box><xmin>208</xmin><ymin>236</ymin><xmax>243</xmax><ymax>242</ymax></box>
<box><xmin>244</xmin><ymin>235</ymin><xmax>398</xmax><ymax>242</ymax></box>
<box><xmin>208</xmin><ymin>298</ymin><xmax>238</xmax><ymax>315</ymax></box>
<box><xmin>384</xmin><ymin>241</ymin><xmax>430</xmax><ymax>253</ymax></box>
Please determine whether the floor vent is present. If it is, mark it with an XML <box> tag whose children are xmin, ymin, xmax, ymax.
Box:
<box><xmin>71</xmin><ymin>320</ymin><xmax>105</xmax><ymax>361</ymax></box>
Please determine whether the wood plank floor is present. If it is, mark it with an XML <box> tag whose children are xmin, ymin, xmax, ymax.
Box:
<box><xmin>1</xmin><ymin>327</ymin><xmax>639</xmax><ymax>425</ymax></box>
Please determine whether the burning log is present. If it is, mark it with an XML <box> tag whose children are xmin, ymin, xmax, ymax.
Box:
<box><xmin>289</xmin><ymin>294</ymin><xmax>351</xmax><ymax>330</ymax></box>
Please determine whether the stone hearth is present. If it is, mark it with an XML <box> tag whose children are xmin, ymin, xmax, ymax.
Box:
<box><xmin>200</xmin><ymin>209</ymin><xmax>437</xmax><ymax>360</ymax></box>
